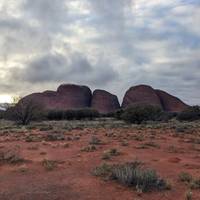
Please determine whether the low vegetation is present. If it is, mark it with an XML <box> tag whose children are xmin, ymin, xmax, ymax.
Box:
<box><xmin>179</xmin><ymin>172</ymin><xmax>193</xmax><ymax>183</ymax></box>
<box><xmin>81</xmin><ymin>145</ymin><xmax>97</xmax><ymax>152</ymax></box>
<box><xmin>0</xmin><ymin>110</ymin><xmax>5</xmax><ymax>119</ymax></box>
<box><xmin>0</xmin><ymin>147</ymin><xmax>24</xmax><ymax>164</ymax></box>
<box><xmin>45</xmin><ymin>132</ymin><xmax>65</xmax><ymax>141</ymax></box>
<box><xmin>177</xmin><ymin>106</ymin><xmax>200</xmax><ymax>121</ymax></box>
<box><xmin>93</xmin><ymin>161</ymin><xmax>169</xmax><ymax>192</ymax></box>
<box><xmin>5</xmin><ymin>99</ymin><xmax>44</xmax><ymax>125</ymax></box>
<box><xmin>102</xmin><ymin>148</ymin><xmax>120</xmax><ymax>160</ymax></box>
<box><xmin>178</xmin><ymin>172</ymin><xmax>200</xmax><ymax>190</ymax></box>
<box><xmin>42</xmin><ymin>159</ymin><xmax>58</xmax><ymax>171</ymax></box>
<box><xmin>47</xmin><ymin>109</ymin><xmax>100</xmax><ymax>121</ymax></box>
<box><xmin>120</xmin><ymin>105</ymin><xmax>163</xmax><ymax>124</ymax></box>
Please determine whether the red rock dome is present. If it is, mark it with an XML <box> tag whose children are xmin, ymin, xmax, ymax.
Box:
<box><xmin>122</xmin><ymin>85</ymin><xmax>162</xmax><ymax>108</ymax></box>
<box><xmin>20</xmin><ymin>84</ymin><xmax>92</xmax><ymax>110</ymax></box>
<box><xmin>155</xmin><ymin>89</ymin><xmax>189</xmax><ymax>112</ymax></box>
<box><xmin>91</xmin><ymin>90</ymin><xmax>120</xmax><ymax>113</ymax></box>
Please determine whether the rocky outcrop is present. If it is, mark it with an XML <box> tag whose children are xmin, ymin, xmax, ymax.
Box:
<box><xmin>155</xmin><ymin>90</ymin><xmax>189</xmax><ymax>112</ymax></box>
<box><xmin>122</xmin><ymin>85</ymin><xmax>162</xmax><ymax>108</ymax></box>
<box><xmin>20</xmin><ymin>84</ymin><xmax>92</xmax><ymax>111</ymax></box>
<box><xmin>19</xmin><ymin>83</ymin><xmax>189</xmax><ymax>113</ymax></box>
<box><xmin>122</xmin><ymin>85</ymin><xmax>189</xmax><ymax>112</ymax></box>
<box><xmin>91</xmin><ymin>90</ymin><xmax>120</xmax><ymax>113</ymax></box>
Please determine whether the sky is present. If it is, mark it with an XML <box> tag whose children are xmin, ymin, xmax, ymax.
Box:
<box><xmin>0</xmin><ymin>0</ymin><xmax>199</xmax><ymax>104</ymax></box>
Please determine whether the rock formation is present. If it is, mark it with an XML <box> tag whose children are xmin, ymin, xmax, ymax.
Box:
<box><xmin>122</xmin><ymin>85</ymin><xmax>189</xmax><ymax>112</ymax></box>
<box><xmin>122</xmin><ymin>85</ymin><xmax>162</xmax><ymax>108</ymax></box>
<box><xmin>20</xmin><ymin>84</ymin><xmax>92</xmax><ymax>111</ymax></box>
<box><xmin>91</xmin><ymin>90</ymin><xmax>120</xmax><ymax>113</ymax></box>
<box><xmin>19</xmin><ymin>83</ymin><xmax>189</xmax><ymax>113</ymax></box>
<box><xmin>155</xmin><ymin>89</ymin><xmax>189</xmax><ymax>112</ymax></box>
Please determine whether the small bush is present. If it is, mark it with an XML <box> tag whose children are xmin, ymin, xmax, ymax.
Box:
<box><xmin>178</xmin><ymin>172</ymin><xmax>200</xmax><ymax>190</ymax></box>
<box><xmin>111</xmin><ymin>163</ymin><xmax>166</xmax><ymax>192</ymax></box>
<box><xmin>0</xmin><ymin>147</ymin><xmax>24</xmax><ymax>164</ymax></box>
<box><xmin>93</xmin><ymin>163</ymin><xmax>113</xmax><ymax>177</ymax></box>
<box><xmin>179</xmin><ymin>172</ymin><xmax>193</xmax><ymax>183</ymax></box>
<box><xmin>42</xmin><ymin>159</ymin><xmax>57</xmax><ymax>171</ymax></box>
<box><xmin>81</xmin><ymin>145</ymin><xmax>97</xmax><ymax>152</ymax></box>
<box><xmin>121</xmin><ymin>105</ymin><xmax>162</xmax><ymax>124</ymax></box>
<box><xmin>102</xmin><ymin>148</ymin><xmax>120</xmax><ymax>160</ymax></box>
<box><xmin>157</xmin><ymin>112</ymin><xmax>177</xmax><ymax>122</ymax></box>
<box><xmin>177</xmin><ymin>106</ymin><xmax>200</xmax><ymax>121</ymax></box>
<box><xmin>190</xmin><ymin>179</ymin><xmax>200</xmax><ymax>189</ymax></box>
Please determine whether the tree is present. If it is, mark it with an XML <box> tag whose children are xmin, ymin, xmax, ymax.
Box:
<box><xmin>8</xmin><ymin>99</ymin><xmax>43</xmax><ymax>125</ymax></box>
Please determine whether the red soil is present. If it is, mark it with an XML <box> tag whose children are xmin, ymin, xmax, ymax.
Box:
<box><xmin>0</xmin><ymin>127</ymin><xmax>200</xmax><ymax>200</ymax></box>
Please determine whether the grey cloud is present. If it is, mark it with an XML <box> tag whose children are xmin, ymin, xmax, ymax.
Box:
<box><xmin>0</xmin><ymin>0</ymin><xmax>200</xmax><ymax>105</ymax></box>
<box><xmin>9</xmin><ymin>52</ymin><xmax>119</xmax><ymax>87</ymax></box>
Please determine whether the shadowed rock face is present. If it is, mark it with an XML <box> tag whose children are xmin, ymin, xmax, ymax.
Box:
<box><xmin>122</xmin><ymin>85</ymin><xmax>162</xmax><ymax>108</ymax></box>
<box><xmin>155</xmin><ymin>90</ymin><xmax>189</xmax><ymax>112</ymax></box>
<box><xmin>20</xmin><ymin>84</ymin><xmax>92</xmax><ymax>110</ymax></box>
<box><xmin>91</xmin><ymin>90</ymin><xmax>120</xmax><ymax>114</ymax></box>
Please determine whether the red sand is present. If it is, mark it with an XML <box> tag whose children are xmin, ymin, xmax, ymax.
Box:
<box><xmin>0</xmin><ymin>127</ymin><xmax>200</xmax><ymax>200</ymax></box>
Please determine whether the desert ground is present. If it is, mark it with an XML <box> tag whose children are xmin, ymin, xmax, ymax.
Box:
<box><xmin>0</xmin><ymin>119</ymin><xmax>200</xmax><ymax>200</ymax></box>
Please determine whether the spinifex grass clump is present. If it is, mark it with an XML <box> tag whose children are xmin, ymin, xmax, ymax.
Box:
<box><xmin>178</xmin><ymin>172</ymin><xmax>200</xmax><ymax>190</ymax></box>
<box><xmin>93</xmin><ymin>161</ymin><xmax>169</xmax><ymax>192</ymax></box>
<box><xmin>42</xmin><ymin>159</ymin><xmax>57</xmax><ymax>171</ymax></box>
<box><xmin>0</xmin><ymin>147</ymin><xmax>24</xmax><ymax>164</ymax></box>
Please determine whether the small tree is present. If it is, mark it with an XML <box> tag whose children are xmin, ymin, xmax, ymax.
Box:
<box><xmin>8</xmin><ymin>99</ymin><xmax>43</xmax><ymax>125</ymax></box>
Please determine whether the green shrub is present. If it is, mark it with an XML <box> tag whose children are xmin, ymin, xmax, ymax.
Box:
<box><xmin>111</xmin><ymin>163</ymin><xmax>167</xmax><ymax>192</ymax></box>
<box><xmin>47</xmin><ymin>110</ymin><xmax>64</xmax><ymax>120</ymax></box>
<box><xmin>157</xmin><ymin>112</ymin><xmax>177</xmax><ymax>122</ymax></box>
<box><xmin>93</xmin><ymin>163</ymin><xmax>113</xmax><ymax>177</ymax></box>
<box><xmin>47</xmin><ymin>108</ymin><xmax>99</xmax><ymax>121</ymax></box>
<box><xmin>177</xmin><ymin>106</ymin><xmax>200</xmax><ymax>121</ymax></box>
<box><xmin>121</xmin><ymin>105</ymin><xmax>162</xmax><ymax>124</ymax></box>
<box><xmin>0</xmin><ymin>110</ymin><xmax>5</xmax><ymax>119</ymax></box>
<box><xmin>93</xmin><ymin>161</ymin><xmax>168</xmax><ymax>192</ymax></box>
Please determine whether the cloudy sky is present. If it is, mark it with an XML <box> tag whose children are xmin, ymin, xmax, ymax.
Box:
<box><xmin>0</xmin><ymin>0</ymin><xmax>199</xmax><ymax>104</ymax></box>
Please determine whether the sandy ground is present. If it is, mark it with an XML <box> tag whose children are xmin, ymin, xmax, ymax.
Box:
<box><xmin>0</xmin><ymin>121</ymin><xmax>200</xmax><ymax>200</ymax></box>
